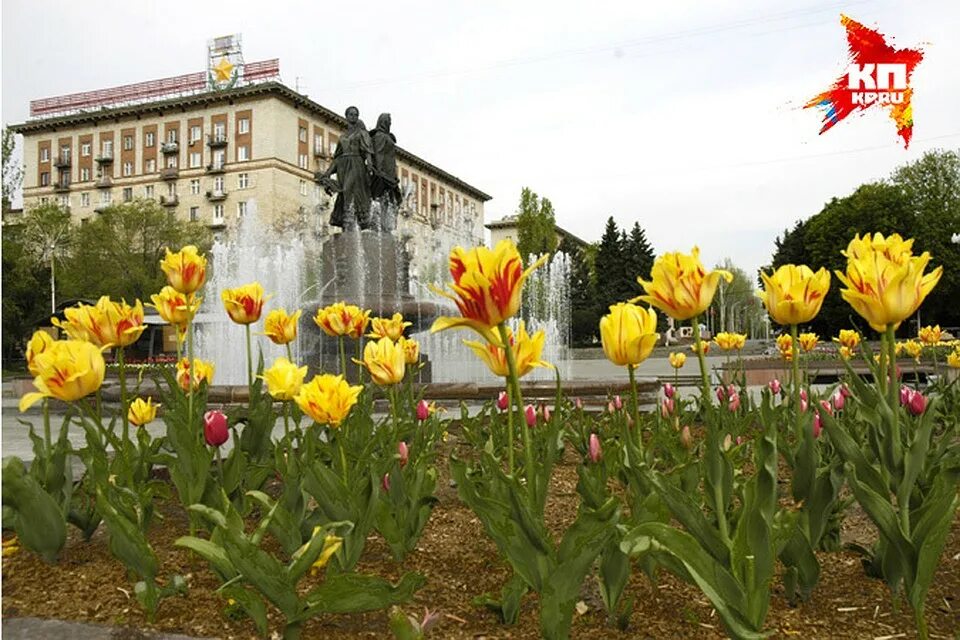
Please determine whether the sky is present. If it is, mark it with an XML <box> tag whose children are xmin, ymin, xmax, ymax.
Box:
<box><xmin>3</xmin><ymin>0</ymin><xmax>959</xmax><ymax>278</ymax></box>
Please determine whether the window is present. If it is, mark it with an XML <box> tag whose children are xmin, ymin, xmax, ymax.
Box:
<box><xmin>213</xmin><ymin>122</ymin><xmax>226</xmax><ymax>140</ymax></box>
<box><xmin>329</xmin><ymin>139</ymin><xmax>337</xmax><ymax>154</ymax></box>
<box><xmin>167</xmin><ymin>182</ymin><xmax>177</xmax><ymax>197</ymax></box>
<box><xmin>238</xmin><ymin>118</ymin><xmax>249</xmax><ymax>134</ymax></box>
<box><xmin>213</xmin><ymin>203</ymin><xmax>224</xmax><ymax>221</ymax></box>
<box><xmin>299</xmin><ymin>180</ymin><xmax>307</xmax><ymax>196</ymax></box>
<box><xmin>298</xmin><ymin>126</ymin><xmax>307</xmax><ymax>142</ymax></box>
<box><xmin>123</xmin><ymin>135</ymin><xmax>134</xmax><ymax>150</ymax></box>
<box><xmin>238</xmin><ymin>201</ymin><xmax>247</xmax><ymax>218</ymax></box>
<box><xmin>123</xmin><ymin>187</ymin><xmax>133</xmax><ymax>202</ymax></box>
<box><xmin>190</xmin><ymin>126</ymin><xmax>201</xmax><ymax>143</ymax></box>
<box><xmin>81</xmin><ymin>143</ymin><xmax>91</xmax><ymax>157</ymax></box>
<box><xmin>100</xmin><ymin>190</ymin><xmax>112</xmax><ymax>206</ymax></box>
<box><xmin>102</xmin><ymin>141</ymin><xmax>113</xmax><ymax>157</ymax></box>
<box><xmin>166</xmin><ymin>156</ymin><xmax>177</xmax><ymax>169</ymax></box>
<box><xmin>298</xmin><ymin>154</ymin><xmax>308</xmax><ymax>169</ymax></box>
<box><xmin>145</xmin><ymin>132</ymin><xmax>155</xmax><ymax>147</ymax></box>
<box><xmin>80</xmin><ymin>167</ymin><xmax>91</xmax><ymax>182</ymax></box>
<box><xmin>145</xmin><ymin>184</ymin><xmax>155</xmax><ymax>198</ymax></box>
<box><xmin>167</xmin><ymin>129</ymin><xmax>178</xmax><ymax>143</ymax></box>
<box><xmin>238</xmin><ymin>145</ymin><xmax>249</xmax><ymax>162</ymax></box>
<box><xmin>314</xmin><ymin>133</ymin><xmax>323</xmax><ymax>154</ymax></box>
<box><xmin>40</xmin><ymin>147</ymin><xmax>50</xmax><ymax>162</ymax></box>
<box><xmin>189</xmin><ymin>206</ymin><xmax>199</xmax><ymax>222</ymax></box>
<box><xmin>213</xmin><ymin>176</ymin><xmax>224</xmax><ymax>192</ymax></box>
<box><xmin>80</xmin><ymin>192</ymin><xmax>90</xmax><ymax>207</ymax></box>
<box><xmin>189</xmin><ymin>152</ymin><xmax>201</xmax><ymax>168</ymax></box>
<box><xmin>190</xmin><ymin>179</ymin><xmax>200</xmax><ymax>195</ymax></box>
<box><xmin>40</xmin><ymin>197</ymin><xmax>49</xmax><ymax>205</ymax></box>
<box><xmin>58</xmin><ymin>195</ymin><xmax>69</xmax><ymax>207</ymax></box>
<box><xmin>122</xmin><ymin>162</ymin><xmax>133</xmax><ymax>177</ymax></box>
<box><xmin>145</xmin><ymin>158</ymin><xmax>156</xmax><ymax>173</ymax></box>
<box><xmin>60</xmin><ymin>146</ymin><xmax>71</xmax><ymax>161</ymax></box>
<box><xmin>40</xmin><ymin>172</ymin><xmax>50</xmax><ymax>186</ymax></box>
<box><xmin>213</xmin><ymin>150</ymin><xmax>225</xmax><ymax>169</ymax></box>
<box><xmin>238</xmin><ymin>172</ymin><xmax>249</xmax><ymax>189</ymax></box>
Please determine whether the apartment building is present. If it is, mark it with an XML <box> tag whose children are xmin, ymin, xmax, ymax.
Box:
<box><xmin>11</xmin><ymin>74</ymin><xmax>490</xmax><ymax>280</ymax></box>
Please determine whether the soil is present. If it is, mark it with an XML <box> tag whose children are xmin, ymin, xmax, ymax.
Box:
<box><xmin>3</xmin><ymin>437</ymin><xmax>959</xmax><ymax>640</ymax></box>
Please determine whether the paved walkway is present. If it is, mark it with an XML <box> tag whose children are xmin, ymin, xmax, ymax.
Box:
<box><xmin>2</xmin><ymin>617</ymin><xmax>207</xmax><ymax>640</ymax></box>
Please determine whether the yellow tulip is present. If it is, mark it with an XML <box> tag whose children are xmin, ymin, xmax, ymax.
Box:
<box><xmin>430</xmin><ymin>240</ymin><xmax>549</xmax><ymax>345</ymax></box>
<box><xmin>160</xmin><ymin>245</ymin><xmax>207</xmax><ymax>295</ymax></box>
<box><xmin>399</xmin><ymin>336</ymin><xmax>420</xmax><ymax>365</ymax></box>
<box><xmin>52</xmin><ymin>296</ymin><xmax>147</xmax><ymax>349</ymax></box>
<box><xmin>599</xmin><ymin>303</ymin><xmax>659</xmax><ymax>368</ymax></box>
<box><xmin>634</xmin><ymin>247</ymin><xmax>733</xmax><ymax>321</ymax></box>
<box><xmin>834</xmin><ymin>329</ymin><xmax>860</xmax><ymax>350</ymax></box>
<box><xmin>367</xmin><ymin>313</ymin><xmax>412</xmax><ymax>341</ymax></box>
<box><xmin>221</xmin><ymin>282</ymin><xmax>270</xmax><ymax>325</ymax></box>
<box><xmin>901</xmin><ymin>339</ymin><xmax>923</xmax><ymax>361</ymax></box>
<box><xmin>838</xmin><ymin>345</ymin><xmax>856</xmax><ymax>360</ymax></box>
<box><xmin>758</xmin><ymin>264</ymin><xmax>831</xmax><ymax>326</ymax></box>
<box><xmin>310</xmin><ymin>534</ymin><xmax>343</xmax><ymax>575</ymax></box>
<box><xmin>128</xmin><ymin>397</ymin><xmax>158</xmax><ymax>426</ymax></box>
<box><xmin>798</xmin><ymin>332</ymin><xmax>819</xmax><ymax>352</ymax></box>
<box><xmin>894</xmin><ymin>341</ymin><xmax>904</xmax><ymax>357</ymax></box>
<box><xmin>314</xmin><ymin>302</ymin><xmax>371</xmax><ymax>339</ymax></box>
<box><xmin>776</xmin><ymin>334</ymin><xmax>794</xmax><ymax>360</ymax></box>
<box><xmin>947</xmin><ymin>348</ymin><xmax>960</xmax><ymax>369</ymax></box>
<box><xmin>149</xmin><ymin>287</ymin><xmax>201</xmax><ymax>330</ymax></box>
<box><xmin>918</xmin><ymin>325</ymin><xmax>941</xmax><ymax>346</ymax></box>
<box><xmin>356</xmin><ymin>337</ymin><xmax>406</xmax><ymax>386</ymax></box>
<box><xmin>19</xmin><ymin>340</ymin><xmax>106</xmax><ymax>411</ymax></box>
<box><xmin>669</xmin><ymin>352</ymin><xmax>686</xmax><ymax>369</ymax></box>
<box><xmin>26</xmin><ymin>330</ymin><xmax>56</xmax><ymax>376</ymax></box>
<box><xmin>464</xmin><ymin>321</ymin><xmax>553</xmax><ymax>378</ymax></box>
<box><xmin>834</xmin><ymin>233</ymin><xmax>942</xmax><ymax>332</ymax></box>
<box><xmin>176</xmin><ymin>357</ymin><xmax>215</xmax><ymax>391</ymax></box>
<box><xmin>262</xmin><ymin>308</ymin><xmax>302</xmax><ymax>345</ymax></box>
<box><xmin>294</xmin><ymin>373</ymin><xmax>362</xmax><ymax>427</ymax></box>
<box><xmin>714</xmin><ymin>332</ymin><xmax>746</xmax><ymax>351</ymax></box>
<box><xmin>691</xmin><ymin>341</ymin><xmax>710</xmax><ymax>356</ymax></box>
<box><xmin>261</xmin><ymin>357</ymin><xmax>308</xmax><ymax>401</ymax></box>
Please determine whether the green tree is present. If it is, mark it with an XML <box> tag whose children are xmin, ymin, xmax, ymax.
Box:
<box><xmin>515</xmin><ymin>187</ymin><xmax>558</xmax><ymax>262</ymax></box>
<box><xmin>622</xmin><ymin>221</ymin><xmax>655</xmax><ymax>300</ymax></box>
<box><xmin>594</xmin><ymin>217</ymin><xmax>625</xmax><ymax>311</ymax></box>
<box><xmin>19</xmin><ymin>203</ymin><xmax>74</xmax><ymax>314</ymax></box>
<box><xmin>709</xmin><ymin>259</ymin><xmax>763</xmax><ymax>336</ymax></box>
<box><xmin>59</xmin><ymin>199</ymin><xmax>212</xmax><ymax>302</ymax></box>
<box><xmin>2</xmin><ymin>127</ymin><xmax>22</xmax><ymax>215</ymax></box>
<box><xmin>565</xmin><ymin>239</ymin><xmax>600</xmax><ymax>345</ymax></box>
<box><xmin>1</xmin><ymin>229</ymin><xmax>48</xmax><ymax>364</ymax></box>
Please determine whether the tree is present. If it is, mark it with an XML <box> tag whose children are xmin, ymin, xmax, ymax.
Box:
<box><xmin>709</xmin><ymin>259</ymin><xmax>763</xmax><ymax>337</ymax></box>
<box><xmin>19</xmin><ymin>203</ymin><xmax>73</xmax><ymax>314</ymax></box>
<box><xmin>1</xmin><ymin>228</ymin><xmax>49</xmax><ymax>364</ymax></box>
<box><xmin>515</xmin><ymin>187</ymin><xmax>558</xmax><ymax>262</ymax></box>
<box><xmin>59</xmin><ymin>199</ymin><xmax>212</xmax><ymax>302</ymax></box>
<box><xmin>594</xmin><ymin>217</ymin><xmax>625</xmax><ymax>311</ymax></box>
<box><xmin>2</xmin><ymin>127</ymin><xmax>22</xmax><ymax>215</ymax></box>
<box><xmin>622</xmin><ymin>221</ymin><xmax>655</xmax><ymax>300</ymax></box>
<box><xmin>566</xmin><ymin>240</ymin><xmax>600</xmax><ymax>345</ymax></box>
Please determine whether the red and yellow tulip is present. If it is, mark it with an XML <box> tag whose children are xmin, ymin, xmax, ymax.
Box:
<box><xmin>599</xmin><ymin>303</ymin><xmax>659</xmax><ymax>368</ymax></box>
<box><xmin>464</xmin><ymin>321</ymin><xmax>552</xmax><ymax>378</ymax></box>
<box><xmin>160</xmin><ymin>245</ymin><xmax>207</xmax><ymax>295</ymax></box>
<box><xmin>150</xmin><ymin>286</ymin><xmax>200</xmax><ymax>332</ymax></box>
<box><xmin>262</xmin><ymin>308</ymin><xmax>302</xmax><ymax>345</ymax></box>
<box><xmin>367</xmin><ymin>313</ymin><xmax>412</xmax><ymax>341</ymax></box>
<box><xmin>221</xmin><ymin>282</ymin><xmax>269</xmax><ymax>325</ymax></box>
<box><xmin>53</xmin><ymin>296</ymin><xmax>147</xmax><ymax>349</ymax></box>
<box><xmin>714</xmin><ymin>332</ymin><xmax>746</xmax><ymax>352</ymax></box>
<box><xmin>634</xmin><ymin>247</ymin><xmax>732</xmax><ymax>321</ymax></box>
<box><xmin>176</xmin><ymin>357</ymin><xmax>215</xmax><ymax>391</ymax></box>
<box><xmin>19</xmin><ymin>339</ymin><xmax>106</xmax><ymax>411</ymax></box>
<box><xmin>356</xmin><ymin>337</ymin><xmax>406</xmax><ymax>386</ymax></box>
<box><xmin>128</xmin><ymin>397</ymin><xmax>158</xmax><ymax>426</ymax></box>
<box><xmin>26</xmin><ymin>330</ymin><xmax>56</xmax><ymax>376</ymax></box>
<box><xmin>261</xmin><ymin>356</ymin><xmax>308</xmax><ymax>401</ymax></box>
<box><xmin>314</xmin><ymin>302</ymin><xmax>370</xmax><ymax>339</ymax></box>
<box><xmin>758</xmin><ymin>264</ymin><xmax>831</xmax><ymax>326</ymax></box>
<box><xmin>294</xmin><ymin>374</ymin><xmax>362</xmax><ymax>427</ymax></box>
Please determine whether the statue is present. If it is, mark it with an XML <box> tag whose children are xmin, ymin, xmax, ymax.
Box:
<box><xmin>369</xmin><ymin>113</ymin><xmax>401</xmax><ymax>231</ymax></box>
<box><xmin>318</xmin><ymin>106</ymin><xmax>373</xmax><ymax>230</ymax></box>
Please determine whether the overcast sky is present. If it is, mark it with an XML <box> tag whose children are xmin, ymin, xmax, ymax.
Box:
<box><xmin>4</xmin><ymin>0</ymin><xmax>959</xmax><ymax>277</ymax></box>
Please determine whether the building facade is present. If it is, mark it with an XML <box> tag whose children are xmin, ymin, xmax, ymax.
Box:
<box><xmin>485</xmin><ymin>214</ymin><xmax>587</xmax><ymax>252</ymax></box>
<box><xmin>11</xmin><ymin>79</ymin><xmax>490</xmax><ymax>286</ymax></box>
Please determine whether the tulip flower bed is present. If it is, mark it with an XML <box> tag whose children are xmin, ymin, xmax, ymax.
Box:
<box><xmin>4</xmin><ymin>236</ymin><xmax>960</xmax><ymax>640</ymax></box>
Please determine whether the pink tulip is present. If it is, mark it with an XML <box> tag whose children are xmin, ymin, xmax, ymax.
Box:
<box><xmin>381</xmin><ymin>473</ymin><xmax>391</xmax><ymax>493</ymax></box>
<box><xmin>660</xmin><ymin>397</ymin><xmax>675</xmax><ymax>418</ymax></box>
<box><xmin>397</xmin><ymin>441</ymin><xmax>409</xmax><ymax>468</ymax></box>
<box><xmin>574</xmin><ymin>397</ymin><xmax>583</xmax><ymax>410</ymax></box>
<box><xmin>812</xmin><ymin>413</ymin><xmax>822</xmax><ymax>438</ymax></box>
<box><xmin>832</xmin><ymin>391</ymin><xmax>845</xmax><ymax>412</ymax></box>
<box><xmin>613</xmin><ymin>395</ymin><xmax>623</xmax><ymax>411</ymax></box>
<box><xmin>768</xmin><ymin>379</ymin><xmax>782</xmax><ymax>395</ymax></box>
<box><xmin>727</xmin><ymin>390</ymin><xmax>741</xmax><ymax>412</ymax></box>
<box><xmin>416</xmin><ymin>399</ymin><xmax>430</xmax><ymax>421</ymax></box>
<box><xmin>800</xmin><ymin>389</ymin><xmax>808</xmax><ymax>403</ymax></box>
<box><xmin>680</xmin><ymin>425</ymin><xmax>693</xmax><ymax>449</ymax></box>
<box><xmin>716</xmin><ymin>386</ymin><xmax>727</xmax><ymax>402</ymax></box>
<box><xmin>203</xmin><ymin>410</ymin><xmax>229</xmax><ymax>447</ymax></box>
<box><xmin>819</xmin><ymin>399</ymin><xmax>832</xmax><ymax>415</ymax></box>
<box><xmin>736</xmin><ymin>436</ymin><xmax>744</xmax><ymax>446</ymax></box>
<box><xmin>663</xmin><ymin>383</ymin><xmax>675</xmax><ymax>399</ymax></box>
<box><xmin>840</xmin><ymin>384</ymin><xmax>852</xmax><ymax>398</ymax></box>
<box><xmin>607</xmin><ymin>400</ymin><xmax>616</xmax><ymax>413</ymax></box>
<box><xmin>496</xmin><ymin>391</ymin><xmax>509</xmax><ymax>411</ymax></box>
<box><xmin>907</xmin><ymin>391</ymin><xmax>926</xmax><ymax>416</ymax></box>
<box><xmin>524</xmin><ymin>404</ymin><xmax>537</xmax><ymax>428</ymax></box>
<box><xmin>588</xmin><ymin>433</ymin><xmax>602</xmax><ymax>463</ymax></box>
<box><xmin>899</xmin><ymin>386</ymin><xmax>911</xmax><ymax>406</ymax></box>
<box><xmin>541</xmin><ymin>404</ymin><xmax>552</xmax><ymax>423</ymax></box>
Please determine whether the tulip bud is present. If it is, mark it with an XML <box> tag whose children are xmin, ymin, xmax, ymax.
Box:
<box><xmin>588</xmin><ymin>433</ymin><xmax>602</xmax><ymax>463</ymax></box>
<box><xmin>416</xmin><ymin>399</ymin><xmax>430</xmax><ymax>422</ymax></box>
<box><xmin>381</xmin><ymin>473</ymin><xmax>391</xmax><ymax>493</ymax></box>
<box><xmin>203</xmin><ymin>410</ymin><xmax>229</xmax><ymax>447</ymax></box>
<box><xmin>899</xmin><ymin>385</ymin><xmax>911</xmax><ymax>406</ymax></box>
<box><xmin>541</xmin><ymin>404</ymin><xmax>551</xmax><ymax>423</ymax></box>
<box><xmin>768</xmin><ymin>379</ymin><xmax>782</xmax><ymax>395</ymax></box>
<box><xmin>663</xmin><ymin>383</ymin><xmax>675</xmax><ymax>399</ymax></box>
<box><xmin>800</xmin><ymin>399</ymin><xmax>808</xmax><ymax>413</ymax></box>
<box><xmin>607</xmin><ymin>400</ymin><xmax>616</xmax><ymax>413</ymax></box>
<box><xmin>812</xmin><ymin>413</ymin><xmax>822</xmax><ymax>438</ymax></box>
<box><xmin>496</xmin><ymin>391</ymin><xmax>509</xmax><ymax>411</ymax></box>
<box><xmin>660</xmin><ymin>397</ymin><xmax>674</xmax><ymax>418</ymax></box>
<box><xmin>613</xmin><ymin>395</ymin><xmax>623</xmax><ymax>411</ymax></box>
<box><xmin>728</xmin><ymin>391</ymin><xmax>741</xmax><ymax>412</ymax></box>
<box><xmin>840</xmin><ymin>384</ymin><xmax>852</xmax><ymax>398</ymax></box>
<box><xmin>398</xmin><ymin>441</ymin><xmax>409</xmax><ymax>468</ymax></box>
<box><xmin>722</xmin><ymin>434</ymin><xmax>733</xmax><ymax>451</ymax></box>
<box><xmin>819</xmin><ymin>399</ymin><xmax>832</xmax><ymax>415</ymax></box>
<box><xmin>680</xmin><ymin>425</ymin><xmax>693</xmax><ymax>449</ymax></box>
<box><xmin>907</xmin><ymin>390</ymin><xmax>926</xmax><ymax>416</ymax></box>
<box><xmin>524</xmin><ymin>404</ymin><xmax>537</xmax><ymax>428</ymax></box>
<box><xmin>574</xmin><ymin>397</ymin><xmax>583</xmax><ymax>410</ymax></box>
<box><xmin>800</xmin><ymin>389</ymin><xmax>808</xmax><ymax>403</ymax></box>
<box><xmin>832</xmin><ymin>391</ymin><xmax>845</xmax><ymax>412</ymax></box>
<box><xmin>716</xmin><ymin>386</ymin><xmax>727</xmax><ymax>402</ymax></box>
<box><xmin>736</xmin><ymin>436</ymin><xmax>744</xmax><ymax>446</ymax></box>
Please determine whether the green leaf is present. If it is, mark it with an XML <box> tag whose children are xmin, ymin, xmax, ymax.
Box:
<box><xmin>222</xmin><ymin>585</ymin><xmax>269</xmax><ymax>637</ymax></box>
<box><xmin>2</xmin><ymin>456</ymin><xmax>66</xmax><ymax>563</ymax></box>
<box><xmin>301</xmin><ymin>572</ymin><xmax>425</xmax><ymax>618</ymax></box>
<box><xmin>907</xmin><ymin>476</ymin><xmax>959</xmax><ymax>614</ymax></box>
<box><xmin>96</xmin><ymin>491</ymin><xmax>158</xmax><ymax>580</ymax></box>
<box><xmin>220</xmin><ymin>525</ymin><xmax>300</xmax><ymax>619</ymax></box>
<box><xmin>174</xmin><ymin>536</ymin><xmax>236</xmax><ymax>580</ymax></box>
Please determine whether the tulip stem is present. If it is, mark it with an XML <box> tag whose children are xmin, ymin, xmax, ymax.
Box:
<box><xmin>245</xmin><ymin>324</ymin><xmax>253</xmax><ymax>392</ymax></box>
<box><xmin>885</xmin><ymin>324</ymin><xmax>908</xmax><ymax>534</ymax></box>
<box><xmin>338</xmin><ymin>337</ymin><xmax>347</xmax><ymax>378</ymax></box>
<box><xmin>505</xmin><ymin>385</ymin><xmax>515</xmax><ymax>475</ymax></box>
<box><xmin>187</xmin><ymin>317</ymin><xmax>195</xmax><ymax>446</ymax></box>
<box><xmin>790</xmin><ymin>324</ymin><xmax>802</xmax><ymax>439</ymax></box>
<box><xmin>498</xmin><ymin>323</ymin><xmax>533</xmax><ymax>495</ymax></box>
<box><xmin>691</xmin><ymin>317</ymin><xmax>711</xmax><ymax>409</ymax></box>
<box><xmin>339</xmin><ymin>432</ymin><xmax>349</xmax><ymax>487</ymax></box>
<box><xmin>118</xmin><ymin>346</ymin><xmax>130</xmax><ymax>477</ymax></box>
<box><xmin>628</xmin><ymin>365</ymin><xmax>644</xmax><ymax>458</ymax></box>
<box><xmin>285</xmin><ymin>342</ymin><xmax>293</xmax><ymax>362</ymax></box>
<box><xmin>42</xmin><ymin>398</ymin><xmax>52</xmax><ymax>459</ymax></box>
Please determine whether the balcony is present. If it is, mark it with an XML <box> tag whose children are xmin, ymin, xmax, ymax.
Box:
<box><xmin>95</xmin><ymin>177</ymin><xmax>113</xmax><ymax>188</ymax></box>
<box><xmin>54</xmin><ymin>182</ymin><xmax>71</xmax><ymax>193</ymax></box>
<box><xmin>206</xmin><ymin>163</ymin><xmax>226</xmax><ymax>174</ymax></box>
<box><xmin>161</xmin><ymin>142</ymin><xmax>179</xmax><ymax>154</ymax></box>
<box><xmin>94</xmin><ymin>203</ymin><xmax>112</xmax><ymax>213</ymax></box>
<box><xmin>53</xmin><ymin>155</ymin><xmax>72</xmax><ymax>169</ymax></box>
<box><xmin>160</xmin><ymin>167</ymin><xmax>179</xmax><ymax>180</ymax></box>
<box><xmin>206</xmin><ymin>189</ymin><xmax>227</xmax><ymax>202</ymax></box>
<box><xmin>208</xmin><ymin>217</ymin><xmax>226</xmax><ymax>229</ymax></box>
<box><xmin>95</xmin><ymin>154</ymin><xmax>114</xmax><ymax>165</ymax></box>
<box><xmin>160</xmin><ymin>195</ymin><xmax>179</xmax><ymax>207</ymax></box>
<box><xmin>207</xmin><ymin>134</ymin><xmax>228</xmax><ymax>148</ymax></box>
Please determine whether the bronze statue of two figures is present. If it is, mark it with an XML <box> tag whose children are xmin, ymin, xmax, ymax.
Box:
<box><xmin>316</xmin><ymin>107</ymin><xmax>402</xmax><ymax>233</ymax></box>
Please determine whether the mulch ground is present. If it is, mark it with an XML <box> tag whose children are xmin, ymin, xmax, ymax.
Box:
<box><xmin>3</xmin><ymin>437</ymin><xmax>959</xmax><ymax>639</ymax></box>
